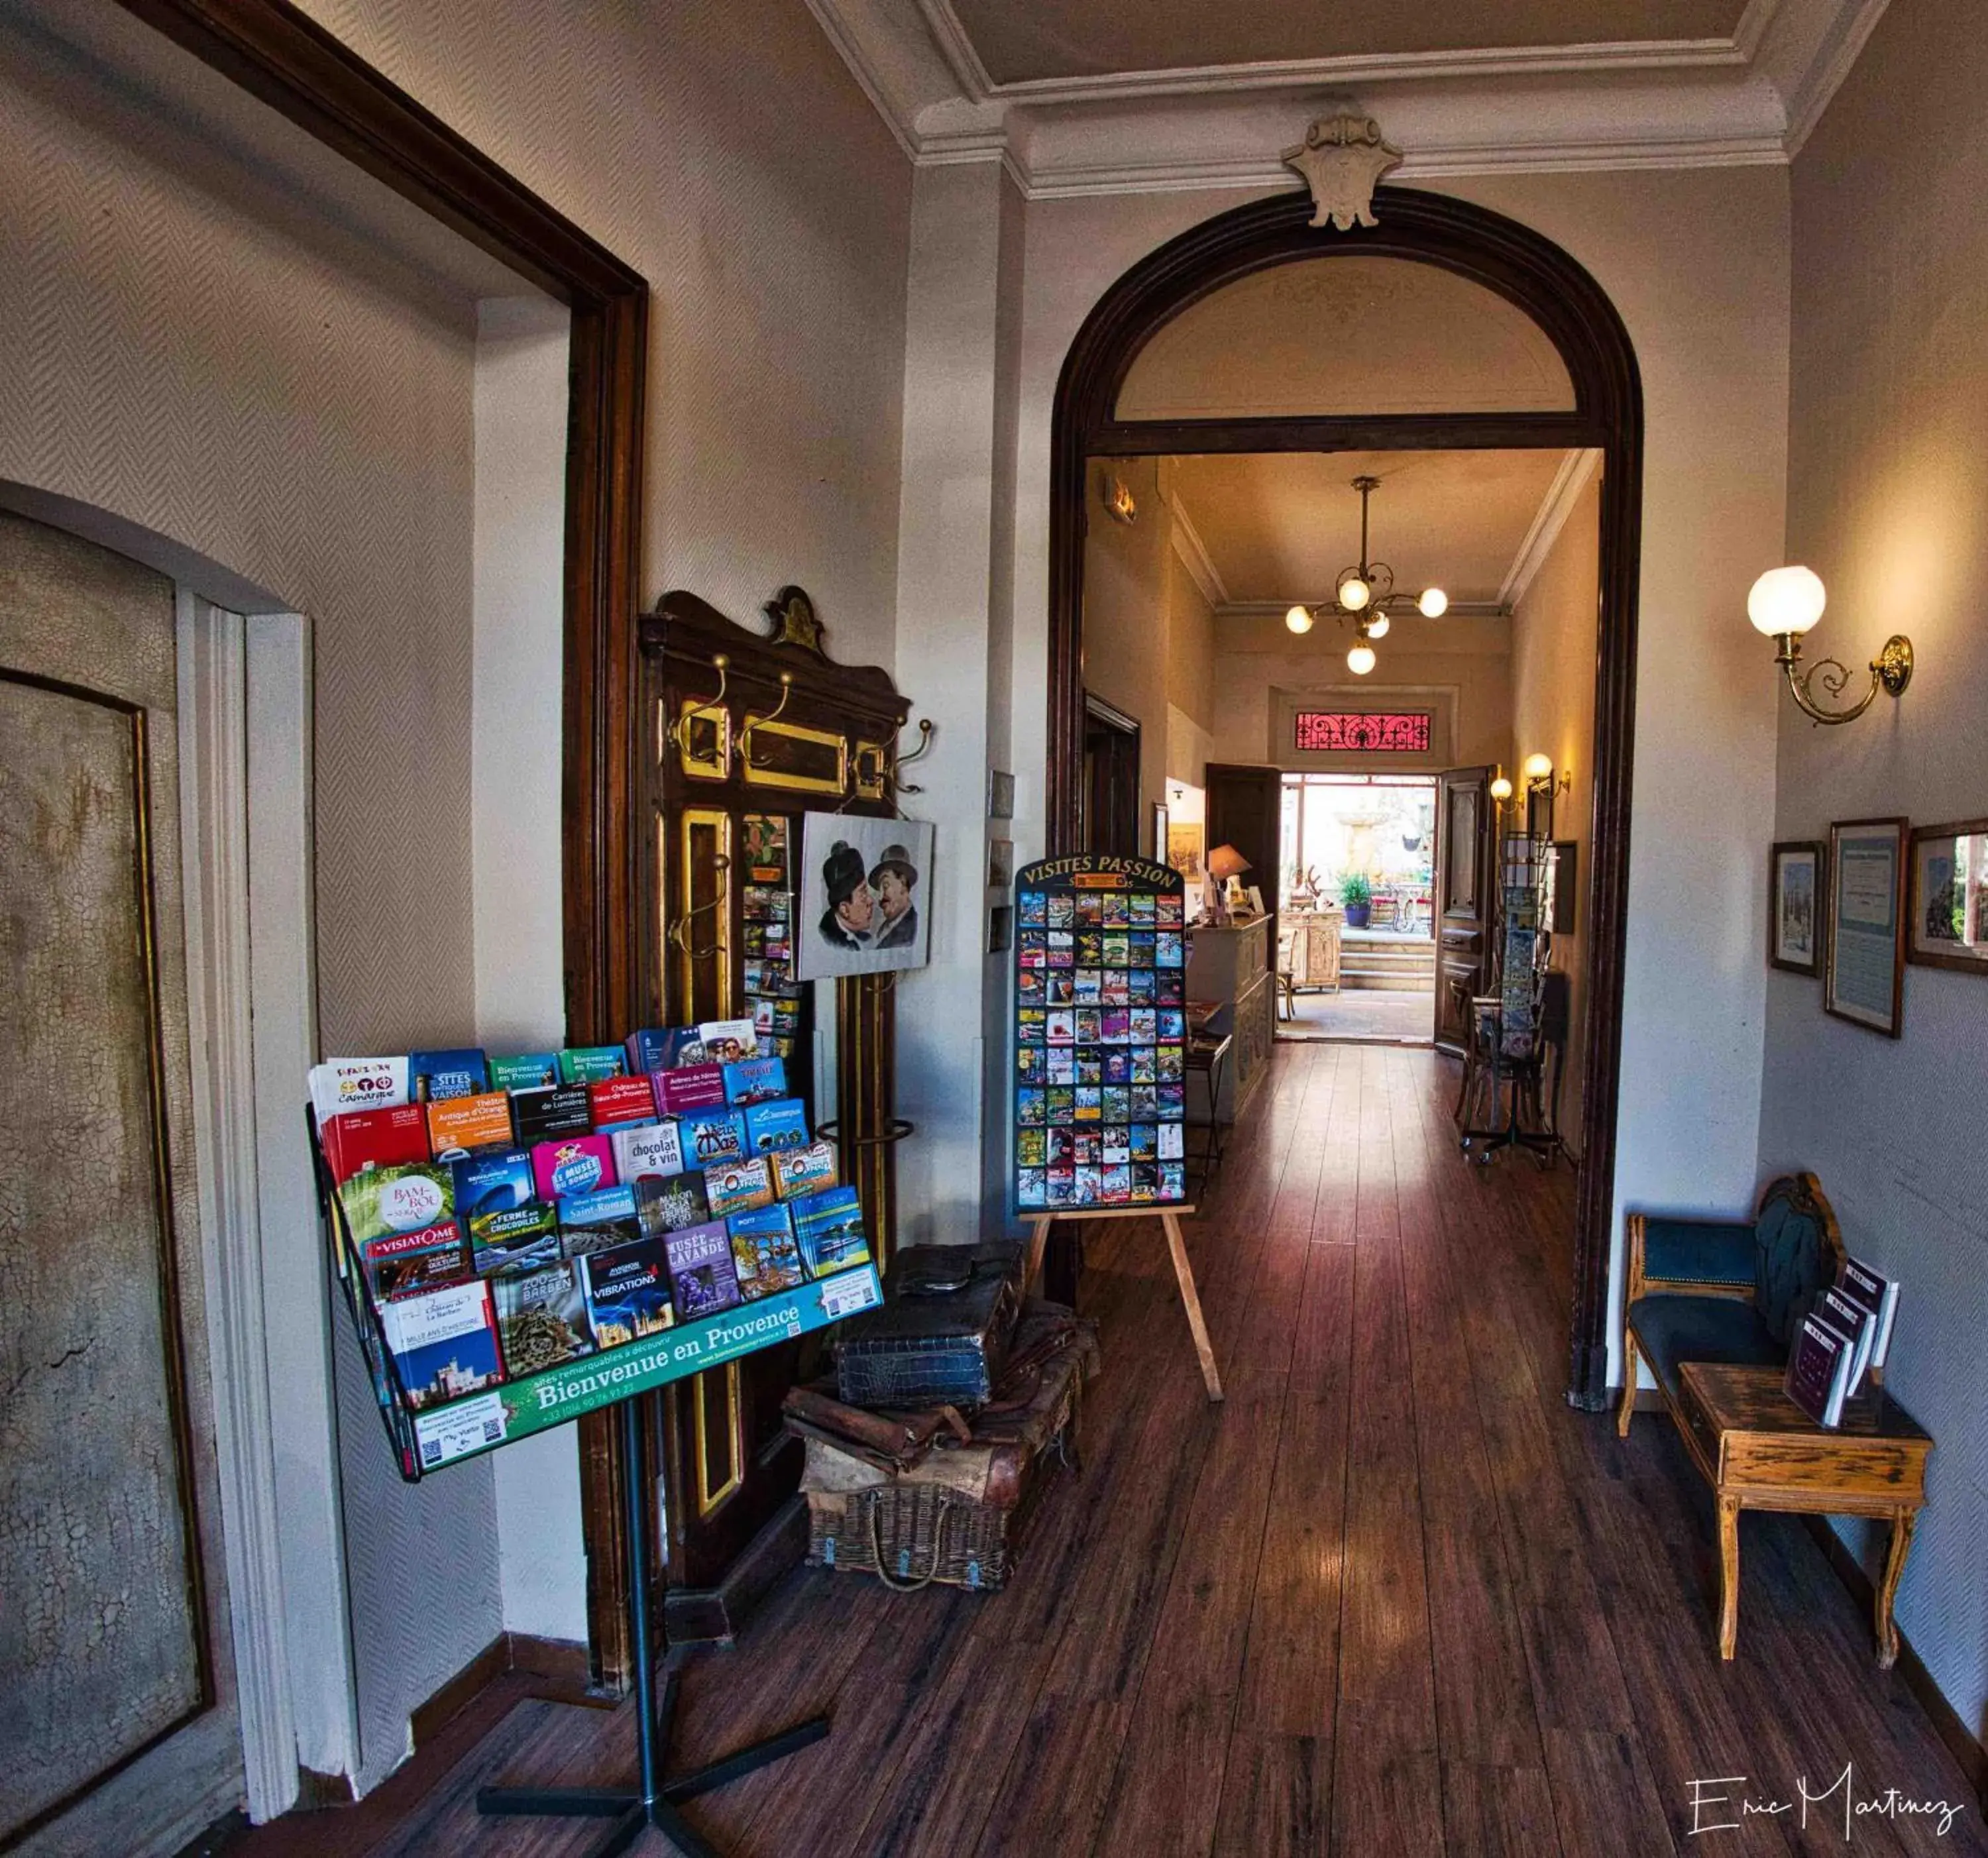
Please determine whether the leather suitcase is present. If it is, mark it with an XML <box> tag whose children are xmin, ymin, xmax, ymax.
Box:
<box><xmin>833</xmin><ymin>1239</ymin><xmax>1024</xmax><ymax>1409</ymax></box>
<box><xmin>804</xmin><ymin>1306</ymin><xmax>1100</xmax><ymax>1590</ymax></box>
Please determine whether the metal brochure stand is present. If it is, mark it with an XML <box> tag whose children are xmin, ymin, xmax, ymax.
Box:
<box><xmin>311</xmin><ymin>1122</ymin><xmax>883</xmax><ymax>1855</ymax></box>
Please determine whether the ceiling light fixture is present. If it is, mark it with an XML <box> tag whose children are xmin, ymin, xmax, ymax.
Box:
<box><xmin>1284</xmin><ymin>475</ymin><xmax>1449</xmax><ymax>677</ymax></box>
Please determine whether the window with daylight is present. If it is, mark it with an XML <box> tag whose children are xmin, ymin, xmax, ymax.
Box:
<box><xmin>1294</xmin><ymin>710</ymin><xmax>1432</xmax><ymax>753</ymax></box>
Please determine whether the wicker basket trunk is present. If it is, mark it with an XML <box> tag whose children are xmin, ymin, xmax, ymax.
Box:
<box><xmin>802</xmin><ymin>1312</ymin><xmax>1094</xmax><ymax>1592</ymax></box>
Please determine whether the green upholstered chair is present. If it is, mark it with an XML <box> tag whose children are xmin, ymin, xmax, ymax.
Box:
<box><xmin>1617</xmin><ymin>1172</ymin><xmax>1844</xmax><ymax>1438</ymax></box>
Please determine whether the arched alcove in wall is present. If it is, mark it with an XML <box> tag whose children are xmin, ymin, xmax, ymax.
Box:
<box><xmin>1048</xmin><ymin>185</ymin><xmax>1642</xmax><ymax>1407</ymax></box>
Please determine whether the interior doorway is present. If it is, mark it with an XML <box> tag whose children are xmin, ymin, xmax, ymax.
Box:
<box><xmin>1082</xmin><ymin>692</ymin><xmax>1142</xmax><ymax>857</ymax></box>
<box><xmin>1278</xmin><ymin>773</ymin><xmax>1436</xmax><ymax>1044</ymax></box>
<box><xmin>1048</xmin><ymin>187</ymin><xmax>1642</xmax><ymax>1408</ymax></box>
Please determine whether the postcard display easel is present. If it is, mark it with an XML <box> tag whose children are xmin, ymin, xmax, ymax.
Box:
<box><xmin>1013</xmin><ymin>855</ymin><xmax>1223</xmax><ymax>1401</ymax></box>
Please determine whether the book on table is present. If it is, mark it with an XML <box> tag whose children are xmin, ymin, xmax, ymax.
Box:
<box><xmin>1783</xmin><ymin>1311</ymin><xmax>1854</xmax><ymax>1427</ymax></box>
<box><xmin>1836</xmin><ymin>1256</ymin><xmax>1901</xmax><ymax>1376</ymax></box>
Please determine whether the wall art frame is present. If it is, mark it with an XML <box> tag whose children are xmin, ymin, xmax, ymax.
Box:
<box><xmin>1825</xmin><ymin>817</ymin><xmax>1908</xmax><ymax>1037</ymax></box>
<box><xmin>1769</xmin><ymin>839</ymin><xmax>1826</xmax><ymax>977</ymax></box>
<box><xmin>1906</xmin><ymin>817</ymin><xmax>1988</xmax><ymax>975</ymax></box>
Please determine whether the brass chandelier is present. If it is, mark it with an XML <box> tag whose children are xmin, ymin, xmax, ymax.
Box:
<box><xmin>1284</xmin><ymin>474</ymin><xmax>1449</xmax><ymax>676</ymax></box>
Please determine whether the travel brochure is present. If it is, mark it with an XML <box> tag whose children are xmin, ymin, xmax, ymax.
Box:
<box><xmin>310</xmin><ymin>1022</ymin><xmax>874</xmax><ymax>1414</ymax></box>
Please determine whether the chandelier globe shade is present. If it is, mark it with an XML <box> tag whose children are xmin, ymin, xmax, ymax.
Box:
<box><xmin>1284</xmin><ymin>604</ymin><xmax>1315</xmax><ymax>634</ymax></box>
<box><xmin>1366</xmin><ymin>614</ymin><xmax>1390</xmax><ymax>639</ymax></box>
<box><xmin>1347</xmin><ymin>642</ymin><xmax>1378</xmax><ymax>676</ymax></box>
<box><xmin>1417</xmin><ymin>586</ymin><xmax>1449</xmax><ymax>618</ymax></box>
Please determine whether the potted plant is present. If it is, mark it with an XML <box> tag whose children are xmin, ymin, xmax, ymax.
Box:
<box><xmin>1339</xmin><ymin>872</ymin><xmax>1373</xmax><ymax>928</ymax></box>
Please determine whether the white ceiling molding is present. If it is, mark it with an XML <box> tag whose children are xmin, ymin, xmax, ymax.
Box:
<box><xmin>1168</xmin><ymin>496</ymin><xmax>1231</xmax><ymax>608</ymax></box>
<box><xmin>1756</xmin><ymin>0</ymin><xmax>1889</xmax><ymax>155</ymax></box>
<box><xmin>806</xmin><ymin>0</ymin><xmax>1883</xmax><ymax>192</ymax></box>
<box><xmin>1498</xmin><ymin>448</ymin><xmax>1603</xmax><ymax>612</ymax></box>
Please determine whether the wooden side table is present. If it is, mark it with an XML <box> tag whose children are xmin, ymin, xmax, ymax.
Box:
<box><xmin>1675</xmin><ymin>1362</ymin><xmax>1932</xmax><ymax>1665</ymax></box>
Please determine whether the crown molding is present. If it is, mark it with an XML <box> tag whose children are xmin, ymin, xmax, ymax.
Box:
<box><xmin>1499</xmin><ymin>448</ymin><xmax>1602</xmax><ymax>611</ymax></box>
<box><xmin>1167</xmin><ymin>496</ymin><xmax>1231</xmax><ymax>608</ymax></box>
<box><xmin>807</xmin><ymin>0</ymin><xmax>1884</xmax><ymax>193</ymax></box>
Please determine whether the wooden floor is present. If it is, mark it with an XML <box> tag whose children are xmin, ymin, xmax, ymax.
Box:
<box><xmin>272</xmin><ymin>1046</ymin><xmax>1984</xmax><ymax>1856</ymax></box>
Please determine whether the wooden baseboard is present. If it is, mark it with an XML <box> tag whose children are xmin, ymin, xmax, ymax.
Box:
<box><xmin>293</xmin><ymin>1769</ymin><xmax>356</xmax><ymax>1810</ymax></box>
<box><xmin>1800</xmin><ymin>1516</ymin><xmax>1988</xmax><ymax>1804</ymax></box>
<box><xmin>663</xmin><ymin>1494</ymin><xmax>808</xmax><ymax>1646</ymax></box>
<box><xmin>1604</xmin><ymin>1385</ymin><xmax>1668</xmax><ymax>1413</ymax></box>
<box><xmin>403</xmin><ymin>1629</ymin><xmax>609</xmax><ymax>1756</ymax></box>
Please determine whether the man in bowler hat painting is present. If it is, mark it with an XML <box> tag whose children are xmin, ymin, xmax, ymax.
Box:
<box><xmin>817</xmin><ymin>841</ymin><xmax>875</xmax><ymax>950</ymax></box>
<box><xmin>871</xmin><ymin>844</ymin><xmax>921</xmax><ymax>951</ymax></box>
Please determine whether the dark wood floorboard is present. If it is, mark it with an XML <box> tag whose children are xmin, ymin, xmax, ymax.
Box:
<box><xmin>244</xmin><ymin>1045</ymin><xmax>1985</xmax><ymax>1857</ymax></box>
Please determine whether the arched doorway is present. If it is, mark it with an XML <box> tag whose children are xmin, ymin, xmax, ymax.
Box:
<box><xmin>1048</xmin><ymin>186</ymin><xmax>1641</xmax><ymax>1408</ymax></box>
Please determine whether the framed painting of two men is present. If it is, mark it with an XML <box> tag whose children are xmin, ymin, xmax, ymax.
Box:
<box><xmin>796</xmin><ymin>814</ymin><xmax>935</xmax><ymax>980</ymax></box>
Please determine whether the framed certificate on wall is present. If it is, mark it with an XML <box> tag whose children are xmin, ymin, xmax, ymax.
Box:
<box><xmin>1824</xmin><ymin>817</ymin><xmax>1908</xmax><ymax>1036</ymax></box>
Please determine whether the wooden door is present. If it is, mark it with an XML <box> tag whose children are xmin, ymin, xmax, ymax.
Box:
<box><xmin>1081</xmin><ymin>693</ymin><xmax>1141</xmax><ymax>857</ymax></box>
<box><xmin>0</xmin><ymin>515</ymin><xmax>243</xmax><ymax>1855</ymax></box>
<box><xmin>639</xmin><ymin>588</ymin><xmax>911</xmax><ymax>1639</ymax></box>
<box><xmin>1206</xmin><ymin>761</ymin><xmax>1284</xmax><ymax>960</ymax></box>
<box><xmin>1435</xmin><ymin>765</ymin><xmax>1497</xmax><ymax>1052</ymax></box>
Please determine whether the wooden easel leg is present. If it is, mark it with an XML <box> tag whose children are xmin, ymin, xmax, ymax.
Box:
<box><xmin>1022</xmin><ymin>1215</ymin><xmax>1054</xmax><ymax>1295</ymax></box>
<box><xmin>1160</xmin><ymin>1211</ymin><xmax>1223</xmax><ymax>1403</ymax></box>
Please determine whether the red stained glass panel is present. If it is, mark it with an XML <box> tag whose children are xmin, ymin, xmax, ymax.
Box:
<box><xmin>1294</xmin><ymin>710</ymin><xmax>1432</xmax><ymax>753</ymax></box>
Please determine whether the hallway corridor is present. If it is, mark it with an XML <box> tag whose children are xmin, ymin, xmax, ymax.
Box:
<box><xmin>268</xmin><ymin>1047</ymin><xmax>1981</xmax><ymax>1857</ymax></box>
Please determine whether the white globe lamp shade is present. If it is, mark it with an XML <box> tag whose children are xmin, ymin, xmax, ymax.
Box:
<box><xmin>1522</xmin><ymin>751</ymin><xmax>1554</xmax><ymax>782</ymax></box>
<box><xmin>1347</xmin><ymin>642</ymin><xmax>1378</xmax><ymax>676</ymax></box>
<box><xmin>1337</xmin><ymin>574</ymin><xmax>1371</xmax><ymax>612</ymax></box>
<box><xmin>1489</xmin><ymin>776</ymin><xmax>1514</xmax><ymax>802</ymax></box>
<box><xmin>1365</xmin><ymin>613</ymin><xmax>1390</xmax><ymax>639</ymax></box>
<box><xmin>1417</xmin><ymin>586</ymin><xmax>1449</xmax><ymax>618</ymax></box>
<box><xmin>1747</xmin><ymin>565</ymin><xmax>1826</xmax><ymax>637</ymax></box>
<box><xmin>1284</xmin><ymin>604</ymin><xmax>1314</xmax><ymax>635</ymax></box>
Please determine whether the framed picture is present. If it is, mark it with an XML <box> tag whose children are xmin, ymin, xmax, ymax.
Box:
<box><xmin>795</xmin><ymin>814</ymin><xmax>935</xmax><ymax>980</ymax></box>
<box><xmin>1166</xmin><ymin>820</ymin><xmax>1204</xmax><ymax>881</ymax></box>
<box><xmin>987</xmin><ymin>836</ymin><xmax>1014</xmax><ymax>890</ymax></box>
<box><xmin>1824</xmin><ymin>818</ymin><xmax>1907</xmax><ymax>1036</ymax></box>
<box><xmin>1907</xmin><ymin>818</ymin><xmax>1988</xmax><ymax>973</ymax></box>
<box><xmin>986</xmin><ymin>902</ymin><xmax>1013</xmax><ymax>954</ymax></box>
<box><xmin>1768</xmin><ymin>840</ymin><xmax>1824</xmax><ymax>977</ymax></box>
<box><xmin>987</xmin><ymin>769</ymin><xmax>1015</xmax><ymax>820</ymax></box>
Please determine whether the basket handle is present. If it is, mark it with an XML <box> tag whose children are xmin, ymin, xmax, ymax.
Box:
<box><xmin>866</xmin><ymin>1491</ymin><xmax>954</xmax><ymax>1592</ymax></box>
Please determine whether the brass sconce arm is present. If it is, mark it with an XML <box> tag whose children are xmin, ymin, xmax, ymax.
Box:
<box><xmin>1773</xmin><ymin>631</ymin><xmax>1914</xmax><ymax>726</ymax></box>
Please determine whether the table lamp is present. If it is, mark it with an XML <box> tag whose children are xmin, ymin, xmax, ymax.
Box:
<box><xmin>1205</xmin><ymin>843</ymin><xmax>1252</xmax><ymax>922</ymax></box>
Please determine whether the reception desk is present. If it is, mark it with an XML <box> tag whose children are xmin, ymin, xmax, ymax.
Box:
<box><xmin>1185</xmin><ymin>916</ymin><xmax>1273</xmax><ymax>1122</ymax></box>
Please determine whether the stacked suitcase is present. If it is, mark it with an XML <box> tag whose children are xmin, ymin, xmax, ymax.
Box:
<box><xmin>787</xmin><ymin>1242</ymin><xmax>1099</xmax><ymax>1591</ymax></box>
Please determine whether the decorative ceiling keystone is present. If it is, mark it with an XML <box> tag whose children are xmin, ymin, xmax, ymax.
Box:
<box><xmin>1282</xmin><ymin>115</ymin><xmax>1402</xmax><ymax>229</ymax></box>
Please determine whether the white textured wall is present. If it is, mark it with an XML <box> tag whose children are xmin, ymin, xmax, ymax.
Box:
<box><xmin>294</xmin><ymin>0</ymin><xmax>912</xmax><ymax>664</ymax></box>
<box><xmin>0</xmin><ymin>2</ymin><xmax>501</xmax><ymax>1796</ymax></box>
<box><xmin>3</xmin><ymin>0</ymin><xmax>914</xmax><ymax>1796</ymax></box>
<box><xmin>1002</xmin><ymin>168</ymin><xmax>1789</xmax><ymax>1392</ymax></box>
<box><xmin>1765</xmin><ymin>0</ymin><xmax>1988</xmax><ymax>1745</ymax></box>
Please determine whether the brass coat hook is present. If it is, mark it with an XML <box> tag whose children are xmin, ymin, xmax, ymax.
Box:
<box><xmin>887</xmin><ymin>716</ymin><xmax>934</xmax><ymax>796</ymax></box>
<box><xmin>667</xmin><ymin>853</ymin><xmax>731</xmax><ymax>959</ymax></box>
<box><xmin>668</xmin><ymin>653</ymin><xmax>730</xmax><ymax>757</ymax></box>
<box><xmin>738</xmin><ymin>671</ymin><xmax>795</xmax><ymax>773</ymax></box>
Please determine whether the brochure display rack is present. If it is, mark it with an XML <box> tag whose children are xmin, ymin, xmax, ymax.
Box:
<box><xmin>311</xmin><ymin>1103</ymin><xmax>883</xmax><ymax>1855</ymax></box>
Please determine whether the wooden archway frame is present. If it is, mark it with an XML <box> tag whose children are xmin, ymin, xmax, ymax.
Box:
<box><xmin>114</xmin><ymin>0</ymin><xmax>651</xmax><ymax>1683</ymax></box>
<box><xmin>1048</xmin><ymin>186</ymin><xmax>1643</xmax><ymax>1408</ymax></box>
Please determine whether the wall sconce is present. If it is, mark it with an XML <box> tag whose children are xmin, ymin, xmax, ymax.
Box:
<box><xmin>1489</xmin><ymin>773</ymin><xmax>1514</xmax><ymax>806</ymax></box>
<box><xmin>1101</xmin><ymin>471</ymin><xmax>1138</xmax><ymax>525</ymax></box>
<box><xmin>1747</xmin><ymin>566</ymin><xmax>1913</xmax><ymax>725</ymax></box>
<box><xmin>1522</xmin><ymin>751</ymin><xmax>1571</xmax><ymax>800</ymax></box>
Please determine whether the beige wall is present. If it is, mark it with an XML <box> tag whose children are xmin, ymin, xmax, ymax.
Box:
<box><xmin>1081</xmin><ymin>455</ymin><xmax>1224</xmax><ymax>834</ymax></box>
<box><xmin>1211</xmin><ymin>614</ymin><xmax>1514</xmax><ymax>773</ymax></box>
<box><xmin>1763</xmin><ymin>0</ymin><xmax>1988</xmax><ymax>1741</ymax></box>
<box><xmin>1510</xmin><ymin>472</ymin><xmax>1600</xmax><ymax>1155</ymax></box>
